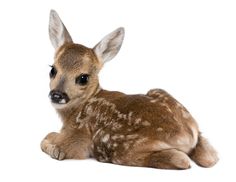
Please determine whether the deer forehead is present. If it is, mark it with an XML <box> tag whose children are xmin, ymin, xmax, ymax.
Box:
<box><xmin>54</xmin><ymin>43</ymin><xmax>99</xmax><ymax>72</ymax></box>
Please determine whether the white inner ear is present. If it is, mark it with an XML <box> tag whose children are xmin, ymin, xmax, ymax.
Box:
<box><xmin>49</xmin><ymin>10</ymin><xmax>73</xmax><ymax>49</ymax></box>
<box><xmin>93</xmin><ymin>27</ymin><xmax>125</xmax><ymax>64</ymax></box>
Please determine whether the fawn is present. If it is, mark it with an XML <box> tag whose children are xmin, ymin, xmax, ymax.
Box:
<box><xmin>41</xmin><ymin>10</ymin><xmax>218</xmax><ymax>169</ymax></box>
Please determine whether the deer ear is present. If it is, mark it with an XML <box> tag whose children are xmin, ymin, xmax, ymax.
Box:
<box><xmin>93</xmin><ymin>27</ymin><xmax>125</xmax><ymax>64</ymax></box>
<box><xmin>49</xmin><ymin>10</ymin><xmax>73</xmax><ymax>49</ymax></box>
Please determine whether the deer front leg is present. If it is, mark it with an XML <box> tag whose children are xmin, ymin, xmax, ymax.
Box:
<box><xmin>41</xmin><ymin>132</ymin><xmax>66</xmax><ymax>160</ymax></box>
<box><xmin>41</xmin><ymin>131</ymin><xmax>91</xmax><ymax>160</ymax></box>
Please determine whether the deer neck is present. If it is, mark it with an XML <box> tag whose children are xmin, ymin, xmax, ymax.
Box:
<box><xmin>56</xmin><ymin>85</ymin><xmax>102</xmax><ymax>126</ymax></box>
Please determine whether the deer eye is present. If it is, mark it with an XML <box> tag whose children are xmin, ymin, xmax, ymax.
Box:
<box><xmin>49</xmin><ymin>66</ymin><xmax>57</xmax><ymax>78</ymax></box>
<box><xmin>76</xmin><ymin>74</ymin><xmax>89</xmax><ymax>85</ymax></box>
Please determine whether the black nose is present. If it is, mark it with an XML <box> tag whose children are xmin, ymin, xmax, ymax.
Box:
<box><xmin>49</xmin><ymin>90</ymin><xmax>70</xmax><ymax>104</ymax></box>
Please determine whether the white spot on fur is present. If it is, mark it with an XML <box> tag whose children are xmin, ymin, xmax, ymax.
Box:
<box><xmin>92</xmin><ymin>128</ymin><xmax>104</xmax><ymax>140</ymax></box>
<box><xmin>123</xmin><ymin>142</ymin><xmax>130</xmax><ymax>150</ymax></box>
<box><xmin>118</xmin><ymin>113</ymin><xmax>126</xmax><ymax>119</ymax></box>
<box><xmin>157</xmin><ymin>127</ymin><xmax>163</xmax><ymax>132</ymax></box>
<box><xmin>127</xmin><ymin>128</ymin><xmax>132</xmax><ymax>132</ymax></box>
<box><xmin>113</xmin><ymin>143</ymin><xmax>118</xmax><ymax>147</ymax></box>
<box><xmin>135</xmin><ymin>118</ymin><xmax>142</xmax><ymax>125</ymax></box>
<box><xmin>86</xmin><ymin>105</ymin><xmax>93</xmax><ymax>114</ymax></box>
<box><xmin>111</xmin><ymin>134</ymin><xmax>125</xmax><ymax>140</ymax></box>
<box><xmin>135</xmin><ymin>137</ymin><xmax>148</xmax><ymax>145</ymax></box>
<box><xmin>75</xmin><ymin>112</ymin><xmax>86</xmax><ymax>129</ymax></box>
<box><xmin>164</xmin><ymin>97</ymin><xmax>169</xmax><ymax>101</ymax></box>
<box><xmin>150</xmin><ymin>99</ymin><xmax>158</xmax><ymax>103</ymax></box>
<box><xmin>111</xmin><ymin>123</ymin><xmax>123</xmax><ymax>131</ymax></box>
<box><xmin>142</xmin><ymin>120</ymin><xmax>151</xmax><ymax>126</ymax></box>
<box><xmin>126</xmin><ymin>134</ymin><xmax>139</xmax><ymax>140</ymax></box>
<box><xmin>88</xmin><ymin>97</ymin><xmax>130</xmax><ymax>122</ymax></box>
<box><xmin>76</xmin><ymin>112</ymin><xmax>82</xmax><ymax>121</ymax></box>
<box><xmin>128</xmin><ymin>112</ymin><xmax>133</xmax><ymax>121</ymax></box>
<box><xmin>101</xmin><ymin>134</ymin><xmax>110</xmax><ymax>143</ymax></box>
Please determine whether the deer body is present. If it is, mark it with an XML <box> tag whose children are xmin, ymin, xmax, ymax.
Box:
<box><xmin>41</xmin><ymin>10</ymin><xmax>218</xmax><ymax>169</ymax></box>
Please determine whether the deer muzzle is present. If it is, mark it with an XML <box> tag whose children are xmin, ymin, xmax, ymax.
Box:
<box><xmin>49</xmin><ymin>90</ymin><xmax>70</xmax><ymax>104</ymax></box>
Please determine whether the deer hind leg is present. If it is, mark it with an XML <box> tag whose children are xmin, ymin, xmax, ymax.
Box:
<box><xmin>147</xmin><ymin>149</ymin><xmax>191</xmax><ymax>169</ymax></box>
<box><xmin>189</xmin><ymin>135</ymin><xmax>218</xmax><ymax>167</ymax></box>
<box><xmin>119</xmin><ymin>149</ymin><xmax>191</xmax><ymax>169</ymax></box>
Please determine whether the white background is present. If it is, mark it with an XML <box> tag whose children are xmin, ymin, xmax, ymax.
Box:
<box><xmin>0</xmin><ymin>0</ymin><xmax>235</xmax><ymax>181</ymax></box>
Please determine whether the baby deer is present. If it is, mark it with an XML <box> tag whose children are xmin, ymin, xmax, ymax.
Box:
<box><xmin>41</xmin><ymin>10</ymin><xmax>218</xmax><ymax>169</ymax></box>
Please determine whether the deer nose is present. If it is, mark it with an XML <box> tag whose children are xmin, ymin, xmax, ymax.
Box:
<box><xmin>49</xmin><ymin>90</ymin><xmax>70</xmax><ymax>104</ymax></box>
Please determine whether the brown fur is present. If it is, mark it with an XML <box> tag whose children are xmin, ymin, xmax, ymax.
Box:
<box><xmin>189</xmin><ymin>135</ymin><xmax>219</xmax><ymax>167</ymax></box>
<box><xmin>41</xmin><ymin>10</ymin><xmax>219</xmax><ymax>169</ymax></box>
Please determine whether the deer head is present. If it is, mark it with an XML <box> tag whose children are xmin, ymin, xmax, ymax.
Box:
<box><xmin>48</xmin><ymin>10</ymin><xmax>125</xmax><ymax>109</ymax></box>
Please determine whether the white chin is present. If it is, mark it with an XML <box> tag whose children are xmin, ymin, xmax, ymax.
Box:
<box><xmin>51</xmin><ymin>103</ymin><xmax>68</xmax><ymax>109</ymax></box>
<box><xmin>51</xmin><ymin>98</ymin><xmax>80</xmax><ymax>110</ymax></box>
